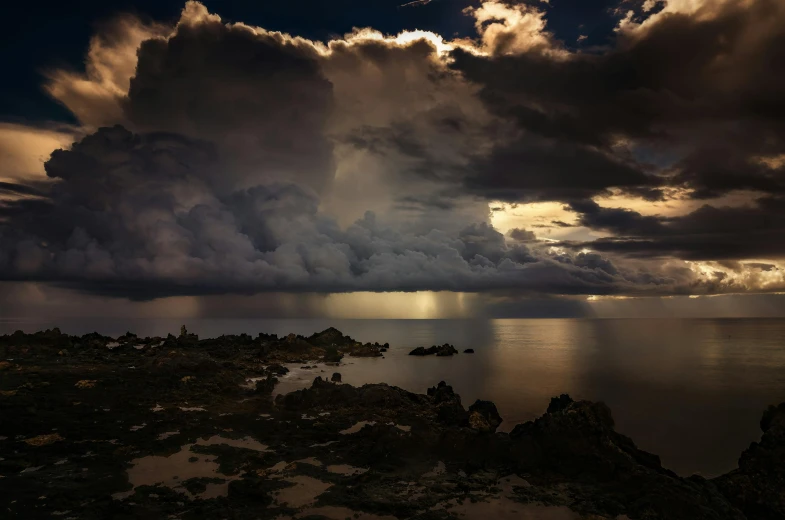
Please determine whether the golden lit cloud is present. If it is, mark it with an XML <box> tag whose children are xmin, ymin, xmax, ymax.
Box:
<box><xmin>44</xmin><ymin>15</ymin><xmax>169</xmax><ymax>127</ymax></box>
<box><xmin>0</xmin><ymin>123</ymin><xmax>78</xmax><ymax>182</ymax></box>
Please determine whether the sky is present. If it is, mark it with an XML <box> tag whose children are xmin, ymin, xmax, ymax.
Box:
<box><xmin>2</xmin><ymin>0</ymin><xmax>785</xmax><ymax>319</ymax></box>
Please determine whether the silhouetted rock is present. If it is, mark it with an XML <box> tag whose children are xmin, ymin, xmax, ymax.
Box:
<box><xmin>331</xmin><ymin>372</ymin><xmax>342</xmax><ymax>382</ymax></box>
<box><xmin>0</xmin><ymin>326</ymin><xmax>776</xmax><ymax>520</ymax></box>
<box><xmin>714</xmin><ymin>402</ymin><xmax>785</xmax><ymax>519</ymax></box>
<box><xmin>266</xmin><ymin>364</ymin><xmax>289</xmax><ymax>376</ymax></box>
<box><xmin>409</xmin><ymin>344</ymin><xmax>459</xmax><ymax>356</ymax></box>
<box><xmin>547</xmin><ymin>393</ymin><xmax>574</xmax><ymax>413</ymax></box>
<box><xmin>468</xmin><ymin>400</ymin><xmax>502</xmax><ymax>433</ymax></box>
<box><xmin>463</xmin><ymin>348</ymin><xmax>474</xmax><ymax>353</ymax></box>
<box><xmin>323</xmin><ymin>346</ymin><xmax>343</xmax><ymax>363</ymax></box>
<box><xmin>254</xmin><ymin>375</ymin><xmax>277</xmax><ymax>394</ymax></box>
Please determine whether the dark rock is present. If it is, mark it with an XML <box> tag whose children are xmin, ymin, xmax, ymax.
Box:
<box><xmin>331</xmin><ymin>372</ymin><xmax>341</xmax><ymax>382</ymax></box>
<box><xmin>409</xmin><ymin>344</ymin><xmax>459</xmax><ymax>356</ymax></box>
<box><xmin>307</xmin><ymin>327</ymin><xmax>355</xmax><ymax>347</ymax></box>
<box><xmin>323</xmin><ymin>346</ymin><xmax>343</xmax><ymax>363</ymax></box>
<box><xmin>714</xmin><ymin>402</ymin><xmax>785</xmax><ymax>519</ymax></box>
<box><xmin>436</xmin><ymin>401</ymin><xmax>469</xmax><ymax>427</ymax></box>
<box><xmin>266</xmin><ymin>364</ymin><xmax>289</xmax><ymax>376</ymax></box>
<box><xmin>463</xmin><ymin>348</ymin><xmax>474</xmax><ymax>353</ymax></box>
<box><xmin>547</xmin><ymin>393</ymin><xmax>574</xmax><ymax>414</ymax></box>
<box><xmin>435</xmin><ymin>343</ymin><xmax>459</xmax><ymax>356</ymax></box>
<box><xmin>227</xmin><ymin>475</ymin><xmax>274</xmax><ymax>504</ymax></box>
<box><xmin>254</xmin><ymin>375</ymin><xmax>277</xmax><ymax>395</ymax></box>
<box><xmin>468</xmin><ymin>400</ymin><xmax>502</xmax><ymax>433</ymax></box>
<box><xmin>427</xmin><ymin>381</ymin><xmax>459</xmax><ymax>403</ymax></box>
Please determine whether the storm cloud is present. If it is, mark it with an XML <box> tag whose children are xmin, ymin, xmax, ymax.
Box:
<box><xmin>2</xmin><ymin>0</ymin><xmax>785</xmax><ymax>300</ymax></box>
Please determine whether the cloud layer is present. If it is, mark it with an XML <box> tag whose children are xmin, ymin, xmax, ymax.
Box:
<box><xmin>2</xmin><ymin>0</ymin><xmax>785</xmax><ymax>299</ymax></box>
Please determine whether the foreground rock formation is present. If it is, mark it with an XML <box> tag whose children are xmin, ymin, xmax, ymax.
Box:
<box><xmin>0</xmin><ymin>328</ymin><xmax>782</xmax><ymax>519</ymax></box>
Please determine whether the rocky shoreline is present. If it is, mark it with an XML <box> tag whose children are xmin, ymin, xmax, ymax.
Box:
<box><xmin>0</xmin><ymin>327</ymin><xmax>782</xmax><ymax>519</ymax></box>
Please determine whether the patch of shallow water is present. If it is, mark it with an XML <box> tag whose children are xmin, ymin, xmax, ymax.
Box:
<box><xmin>274</xmin><ymin>475</ymin><xmax>332</xmax><ymax>508</ymax></box>
<box><xmin>294</xmin><ymin>457</ymin><xmax>322</xmax><ymax>467</ymax></box>
<box><xmin>423</xmin><ymin>461</ymin><xmax>446</xmax><ymax>477</ymax></box>
<box><xmin>113</xmin><ymin>435</ymin><xmax>269</xmax><ymax>500</ymax></box>
<box><xmin>197</xmin><ymin>435</ymin><xmax>269</xmax><ymax>452</ymax></box>
<box><xmin>179</xmin><ymin>406</ymin><xmax>207</xmax><ymax>412</ymax></box>
<box><xmin>157</xmin><ymin>431</ymin><xmax>179</xmax><ymax>441</ymax></box>
<box><xmin>309</xmin><ymin>440</ymin><xmax>338</xmax><ymax>448</ymax></box>
<box><xmin>130</xmin><ymin>423</ymin><xmax>146</xmax><ymax>431</ymax></box>
<box><xmin>292</xmin><ymin>506</ymin><xmax>398</xmax><ymax>520</ymax></box>
<box><xmin>326</xmin><ymin>464</ymin><xmax>368</xmax><ymax>476</ymax></box>
<box><xmin>432</xmin><ymin>474</ymin><xmax>578</xmax><ymax>520</ymax></box>
<box><xmin>339</xmin><ymin>421</ymin><xmax>375</xmax><ymax>434</ymax></box>
<box><xmin>271</xmin><ymin>364</ymin><xmax>327</xmax><ymax>396</ymax></box>
<box><xmin>266</xmin><ymin>460</ymin><xmax>290</xmax><ymax>472</ymax></box>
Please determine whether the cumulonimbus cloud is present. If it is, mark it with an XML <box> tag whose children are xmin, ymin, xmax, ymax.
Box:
<box><xmin>2</xmin><ymin>0</ymin><xmax>785</xmax><ymax>298</ymax></box>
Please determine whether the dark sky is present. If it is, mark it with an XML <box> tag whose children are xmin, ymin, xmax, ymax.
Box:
<box><xmin>1</xmin><ymin>0</ymin><xmax>785</xmax><ymax>317</ymax></box>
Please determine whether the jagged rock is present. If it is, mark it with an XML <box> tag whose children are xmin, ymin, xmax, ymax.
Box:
<box><xmin>468</xmin><ymin>400</ymin><xmax>502</xmax><ymax>433</ymax></box>
<box><xmin>714</xmin><ymin>402</ymin><xmax>785</xmax><ymax>519</ymax></box>
<box><xmin>1</xmin><ymin>326</ymin><xmax>781</xmax><ymax>520</ymax></box>
<box><xmin>254</xmin><ymin>375</ymin><xmax>277</xmax><ymax>394</ymax></box>
<box><xmin>227</xmin><ymin>474</ymin><xmax>274</xmax><ymax>504</ymax></box>
<box><xmin>307</xmin><ymin>327</ymin><xmax>353</xmax><ymax>347</ymax></box>
<box><xmin>427</xmin><ymin>381</ymin><xmax>458</xmax><ymax>403</ymax></box>
<box><xmin>547</xmin><ymin>393</ymin><xmax>574</xmax><ymax>413</ymax></box>
<box><xmin>331</xmin><ymin>372</ymin><xmax>342</xmax><ymax>382</ymax></box>
<box><xmin>266</xmin><ymin>364</ymin><xmax>289</xmax><ymax>376</ymax></box>
<box><xmin>323</xmin><ymin>346</ymin><xmax>343</xmax><ymax>363</ymax></box>
<box><xmin>409</xmin><ymin>344</ymin><xmax>459</xmax><ymax>356</ymax></box>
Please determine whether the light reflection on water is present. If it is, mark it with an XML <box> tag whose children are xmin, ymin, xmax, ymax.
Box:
<box><xmin>3</xmin><ymin>317</ymin><xmax>785</xmax><ymax>477</ymax></box>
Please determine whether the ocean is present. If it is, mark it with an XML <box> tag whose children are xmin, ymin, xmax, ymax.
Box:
<box><xmin>3</xmin><ymin>317</ymin><xmax>785</xmax><ymax>477</ymax></box>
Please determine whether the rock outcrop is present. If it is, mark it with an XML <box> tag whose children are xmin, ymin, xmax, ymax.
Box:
<box><xmin>2</xmin><ymin>326</ymin><xmax>783</xmax><ymax>520</ymax></box>
<box><xmin>409</xmin><ymin>344</ymin><xmax>459</xmax><ymax>356</ymax></box>
<box><xmin>714</xmin><ymin>402</ymin><xmax>785</xmax><ymax>519</ymax></box>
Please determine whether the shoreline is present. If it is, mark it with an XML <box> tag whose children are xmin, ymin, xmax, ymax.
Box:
<box><xmin>1</xmin><ymin>327</ymin><xmax>783</xmax><ymax>519</ymax></box>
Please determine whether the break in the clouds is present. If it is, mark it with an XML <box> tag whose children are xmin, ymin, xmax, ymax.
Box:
<box><xmin>2</xmin><ymin>0</ymin><xmax>785</xmax><ymax>299</ymax></box>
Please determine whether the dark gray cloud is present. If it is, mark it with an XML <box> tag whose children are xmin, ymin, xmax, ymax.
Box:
<box><xmin>0</xmin><ymin>125</ymin><xmax>721</xmax><ymax>298</ymax></box>
<box><xmin>566</xmin><ymin>196</ymin><xmax>785</xmax><ymax>260</ymax></box>
<box><xmin>3</xmin><ymin>1</ymin><xmax>785</xmax><ymax>300</ymax></box>
<box><xmin>449</xmin><ymin>0</ymin><xmax>785</xmax><ymax>203</ymax></box>
<box><xmin>125</xmin><ymin>6</ymin><xmax>334</xmax><ymax>194</ymax></box>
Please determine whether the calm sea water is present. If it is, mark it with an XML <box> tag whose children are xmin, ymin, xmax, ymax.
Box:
<box><xmin>2</xmin><ymin>317</ymin><xmax>785</xmax><ymax>477</ymax></box>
